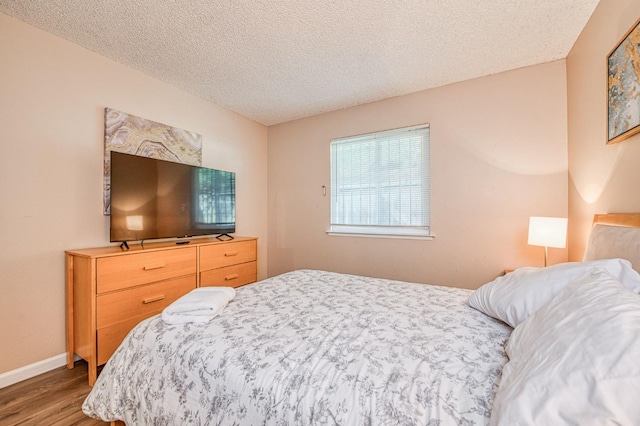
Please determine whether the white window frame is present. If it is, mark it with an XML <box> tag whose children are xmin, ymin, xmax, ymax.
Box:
<box><xmin>327</xmin><ymin>124</ymin><xmax>432</xmax><ymax>240</ymax></box>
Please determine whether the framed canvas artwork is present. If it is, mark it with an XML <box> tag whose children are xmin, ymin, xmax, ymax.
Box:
<box><xmin>607</xmin><ymin>18</ymin><xmax>640</xmax><ymax>145</ymax></box>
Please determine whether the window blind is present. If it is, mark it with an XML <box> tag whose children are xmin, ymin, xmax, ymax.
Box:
<box><xmin>330</xmin><ymin>124</ymin><xmax>430</xmax><ymax>237</ymax></box>
<box><xmin>194</xmin><ymin>168</ymin><xmax>235</xmax><ymax>226</ymax></box>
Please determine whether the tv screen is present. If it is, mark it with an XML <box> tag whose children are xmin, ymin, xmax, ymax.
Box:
<box><xmin>110</xmin><ymin>152</ymin><xmax>236</xmax><ymax>243</ymax></box>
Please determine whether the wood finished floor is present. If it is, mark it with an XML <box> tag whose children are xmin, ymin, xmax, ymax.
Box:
<box><xmin>0</xmin><ymin>361</ymin><xmax>108</xmax><ymax>426</ymax></box>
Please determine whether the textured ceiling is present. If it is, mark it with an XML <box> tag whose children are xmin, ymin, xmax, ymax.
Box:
<box><xmin>0</xmin><ymin>0</ymin><xmax>600</xmax><ymax>125</ymax></box>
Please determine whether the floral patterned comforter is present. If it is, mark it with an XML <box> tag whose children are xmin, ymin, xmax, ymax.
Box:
<box><xmin>83</xmin><ymin>269</ymin><xmax>511</xmax><ymax>425</ymax></box>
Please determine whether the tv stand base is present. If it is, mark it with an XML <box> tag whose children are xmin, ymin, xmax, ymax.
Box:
<box><xmin>216</xmin><ymin>233</ymin><xmax>234</xmax><ymax>241</ymax></box>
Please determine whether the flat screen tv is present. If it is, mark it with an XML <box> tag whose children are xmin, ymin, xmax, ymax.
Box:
<box><xmin>110</xmin><ymin>151</ymin><xmax>235</xmax><ymax>244</ymax></box>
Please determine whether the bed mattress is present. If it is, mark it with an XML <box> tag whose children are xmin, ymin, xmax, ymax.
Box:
<box><xmin>83</xmin><ymin>269</ymin><xmax>511</xmax><ymax>425</ymax></box>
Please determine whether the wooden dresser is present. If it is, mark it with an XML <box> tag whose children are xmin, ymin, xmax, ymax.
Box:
<box><xmin>66</xmin><ymin>236</ymin><xmax>257</xmax><ymax>385</ymax></box>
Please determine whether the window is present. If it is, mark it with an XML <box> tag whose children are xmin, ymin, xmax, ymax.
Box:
<box><xmin>193</xmin><ymin>168</ymin><xmax>235</xmax><ymax>228</ymax></box>
<box><xmin>329</xmin><ymin>124</ymin><xmax>431</xmax><ymax>238</ymax></box>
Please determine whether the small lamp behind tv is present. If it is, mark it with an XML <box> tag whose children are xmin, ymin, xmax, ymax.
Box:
<box><xmin>126</xmin><ymin>215</ymin><xmax>144</xmax><ymax>232</ymax></box>
<box><xmin>121</xmin><ymin>215</ymin><xmax>144</xmax><ymax>250</ymax></box>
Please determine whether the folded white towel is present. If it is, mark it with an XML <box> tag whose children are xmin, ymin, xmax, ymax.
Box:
<box><xmin>162</xmin><ymin>286</ymin><xmax>236</xmax><ymax>325</ymax></box>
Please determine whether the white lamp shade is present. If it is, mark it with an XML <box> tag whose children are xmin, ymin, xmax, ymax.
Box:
<box><xmin>126</xmin><ymin>215</ymin><xmax>144</xmax><ymax>231</ymax></box>
<box><xmin>528</xmin><ymin>216</ymin><xmax>568</xmax><ymax>248</ymax></box>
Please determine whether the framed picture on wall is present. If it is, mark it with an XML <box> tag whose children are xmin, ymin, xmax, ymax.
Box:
<box><xmin>607</xmin><ymin>17</ymin><xmax>640</xmax><ymax>145</ymax></box>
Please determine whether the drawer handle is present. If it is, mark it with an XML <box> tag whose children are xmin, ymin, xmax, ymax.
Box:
<box><xmin>143</xmin><ymin>263</ymin><xmax>166</xmax><ymax>271</ymax></box>
<box><xmin>224</xmin><ymin>252</ymin><xmax>238</xmax><ymax>257</ymax></box>
<box><xmin>225</xmin><ymin>274</ymin><xmax>239</xmax><ymax>281</ymax></box>
<box><xmin>143</xmin><ymin>295</ymin><xmax>166</xmax><ymax>304</ymax></box>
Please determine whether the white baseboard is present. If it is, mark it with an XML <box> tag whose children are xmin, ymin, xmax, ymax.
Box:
<box><xmin>0</xmin><ymin>353</ymin><xmax>71</xmax><ymax>389</ymax></box>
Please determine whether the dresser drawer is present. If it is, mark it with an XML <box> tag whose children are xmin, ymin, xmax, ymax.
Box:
<box><xmin>97</xmin><ymin>316</ymin><xmax>143</xmax><ymax>365</ymax></box>
<box><xmin>200</xmin><ymin>240</ymin><xmax>257</xmax><ymax>271</ymax></box>
<box><xmin>97</xmin><ymin>274</ymin><xmax>196</xmax><ymax>329</ymax></box>
<box><xmin>200</xmin><ymin>261</ymin><xmax>257</xmax><ymax>288</ymax></box>
<box><xmin>97</xmin><ymin>247</ymin><xmax>197</xmax><ymax>293</ymax></box>
<box><xmin>96</xmin><ymin>274</ymin><xmax>195</xmax><ymax>365</ymax></box>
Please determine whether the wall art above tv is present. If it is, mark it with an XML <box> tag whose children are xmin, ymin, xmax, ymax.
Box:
<box><xmin>103</xmin><ymin>107</ymin><xmax>203</xmax><ymax>214</ymax></box>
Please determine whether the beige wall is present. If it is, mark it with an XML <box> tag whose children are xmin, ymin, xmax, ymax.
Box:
<box><xmin>0</xmin><ymin>13</ymin><xmax>268</xmax><ymax>374</ymax></box>
<box><xmin>567</xmin><ymin>0</ymin><xmax>640</xmax><ymax>260</ymax></box>
<box><xmin>268</xmin><ymin>61</ymin><xmax>569</xmax><ymax>289</ymax></box>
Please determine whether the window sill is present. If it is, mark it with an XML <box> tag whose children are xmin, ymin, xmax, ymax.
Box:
<box><xmin>326</xmin><ymin>225</ymin><xmax>434</xmax><ymax>240</ymax></box>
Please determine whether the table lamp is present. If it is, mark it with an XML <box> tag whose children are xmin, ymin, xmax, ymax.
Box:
<box><xmin>528</xmin><ymin>216</ymin><xmax>568</xmax><ymax>266</ymax></box>
<box><xmin>126</xmin><ymin>215</ymin><xmax>144</xmax><ymax>232</ymax></box>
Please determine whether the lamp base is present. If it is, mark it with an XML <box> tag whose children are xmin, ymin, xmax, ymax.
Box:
<box><xmin>544</xmin><ymin>246</ymin><xmax>548</xmax><ymax>267</ymax></box>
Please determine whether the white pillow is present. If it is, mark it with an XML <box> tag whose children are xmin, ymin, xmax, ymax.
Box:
<box><xmin>490</xmin><ymin>269</ymin><xmax>640</xmax><ymax>425</ymax></box>
<box><xmin>467</xmin><ymin>258</ymin><xmax>640</xmax><ymax>327</ymax></box>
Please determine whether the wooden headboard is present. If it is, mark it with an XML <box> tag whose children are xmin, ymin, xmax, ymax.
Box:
<box><xmin>586</xmin><ymin>214</ymin><xmax>640</xmax><ymax>272</ymax></box>
<box><xmin>593</xmin><ymin>213</ymin><xmax>640</xmax><ymax>228</ymax></box>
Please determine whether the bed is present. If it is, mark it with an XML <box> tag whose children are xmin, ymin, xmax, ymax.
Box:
<box><xmin>82</xmin><ymin>214</ymin><xmax>640</xmax><ymax>425</ymax></box>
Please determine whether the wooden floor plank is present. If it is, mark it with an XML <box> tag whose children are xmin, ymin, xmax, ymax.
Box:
<box><xmin>0</xmin><ymin>361</ymin><xmax>108</xmax><ymax>426</ymax></box>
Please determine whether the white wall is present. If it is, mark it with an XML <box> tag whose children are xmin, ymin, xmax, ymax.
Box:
<box><xmin>567</xmin><ymin>0</ymin><xmax>640</xmax><ymax>258</ymax></box>
<box><xmin>267</xmin><ymin>61</ymin><xmax>569</xmax><ymax>289</ymax></box>
<box><xmin>0</xmin><ymin>13</ymin><xmax>268</xmax><ymax>375</ymax></box>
